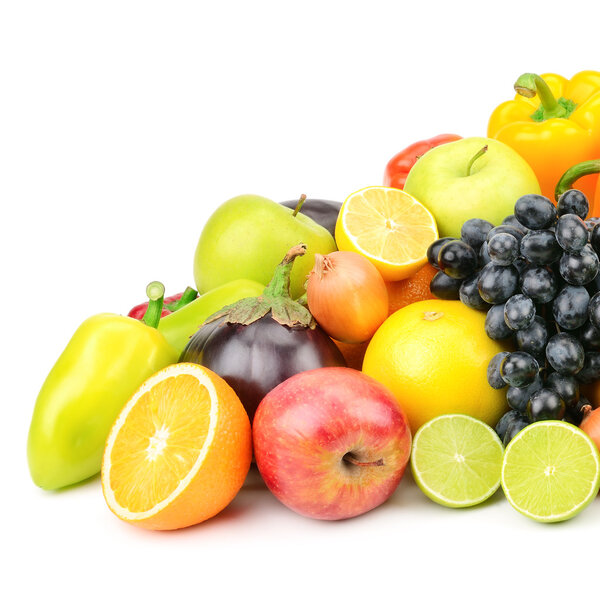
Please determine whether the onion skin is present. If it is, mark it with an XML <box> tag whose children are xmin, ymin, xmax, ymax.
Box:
<box><xmin>580</xmin><ymin>405</ymin><xmax>600</xmax><ymax>454</ymax></box>
<box><xmin>306</xmin><ymin>251</ymin><xmax>389</xmax><ymax>344</ymax></box>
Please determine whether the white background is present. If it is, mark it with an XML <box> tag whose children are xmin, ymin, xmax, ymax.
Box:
<box><xmin>3</xmin><ymin>1</ymin><xmax>599</xmax><ymax>598</ymax></box>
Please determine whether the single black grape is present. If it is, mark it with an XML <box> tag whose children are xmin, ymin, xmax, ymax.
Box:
<box><xmin>555</xmin><ymin>214</ymin><xmax>589</xmax><ymax>253</ymax></box>
<box><xmin>579</xmin><ymin>320</ymin><xmax>600</xmax><ymax>350</ymax></box>
<box><xmin>459</xmin><ymin>274</ymin><xmax>487</xmax><ymax>310</ymax></box>
<box><xmin>552</xmin><ymin>285</ymin><xmax>590</xmax><ymax>330</ymax></box>
<box><xmin>500</xmin><ymin>352</ymin><xmax>539</xmax><ymax>388</ymax></box>
<box><xmin>430</xmin><ymin>270</ymin><xmax>462</xmax><ymax>300</ymax></box>
<box><xmin>438</xmin><ymin>240</ymin><xmax>478</xmax><ymax>279</ymax></box>
<box><xmin>504</xmin><ymin>294</ymin><xmax>536</xmax><ymax>331</ymax></box>
<box><xmin>569</xmin><ymin>397</ymin><xmax>592</xmax><ymax>425</ymax></box>
<box><xmin>527</xmin><ymin>388</ymin><xmax>565</xmax><ymax>422</ymax></box>
<box><xmin>514</xmin><ymin>194</ymin><xmax>557</xmax><ymax>230</ymax></box>
<box><xmin>488</xmin><ymin>233</ymin><xmax>519</xmax><ymax>266</ymax></box>
<box><xmin>477</xmin><ymin>263</ymin><xmax>519</xmax><ymax>304</ymax></box>
<box><xmin>485</xmin><ymin>303</ymin><xmax>513</xmax><ymax>340</ymax></box>
<box><xmin>575</xmin><ymin>352</ymin><xmax>600</xmax><ymax>384</ymax></box>
<box><xmin>520</xmin><ymin>265</ymin><xmax>558</xmax><ymax>304</ymax></box>
<box><xmin>427</xmin><ymin>237</ymin><xmax>456</xmax><ymax>268</ymax></box>
<box><xmin>479</xmin><ymin>241</ymin><xmax>492</xmax><ymax>267</ymax></box>
<box><xmin>507</xmin><ymin>374</ymin><xmax>543</xmax><ymax>413</ymax></box>
<box><xmin>546</xmin><ymin>372</ymin><xmax>579</xmax><ymax>409</ymax></box>
<box><xmin>503</xmin><ymin>415</ymin><xmax>531</xmax><ymax>445</ymax></box>
<box><xmin>546</xmin><ymin>332</ymin><xmax>585</xmax><ymax>375</ymax></box>
<box><xmin>461</xmin><ymin>218</ymin><xmax>494</xmax><ymax>251</ymax></box>
<box><xmin>516</xmin><ymin>316</ymin><xmax>548</xmax><ymax>360</ymax></box>
<box><xmin>586</xmin><ymin>218</ymin><xmax>600</xmax><ymax>234</ymax></box>
<box><xmin>495</xmin><ymin>409</ymin><xmax>524</xmax><ymax>442</ymax></box>
<box><xmin>557</xmin><ymin>189</ymin><xmax>589</xmax><ymax>220</ymax></box>
<box><xmin>513</xmin><ymin>256</ymin><xmax>529</xmax><ymax>275</ymax></box>
<box><xmin>488</xmin><ymin>352</ymin><xmax>510</xmax><ymax>389</ymax></box>
<box><xmin>589</xmin><ymin>291</ymin><xmax>600</xmax><ymax>329</ymax></box>
<box><xmin>592</xmin><ymin>223</ymin><xmax>600</xmax><ymax>256</ymax></box>
<box><xmin>559</xmin><ymin>245</ymin><xmax>599</xmax><ymax>286</ymax></box>
<box><xmin>486</xmin><ymin>225</ymin><xmax>524</xmax><ymax>244</ymax></box>
<box><xmin>502</xmin><ymin>214</ymin><xmax>530</xmax><ymax>236</ymax></box>
<box><xmin>586</xmin><ymin>271</ymin><xmax>600</xmax><ymax>296</ymax></box>
<box><xmin>520</xmin><ymin>230</ymin><xmax>562</xmax><ymax>265</ymax></box>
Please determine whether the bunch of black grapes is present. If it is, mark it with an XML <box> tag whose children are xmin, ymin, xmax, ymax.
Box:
<box><xmin>427</xmin><ymin>190</ymin><xmax>600</xmax><ymax>445</ymax></box>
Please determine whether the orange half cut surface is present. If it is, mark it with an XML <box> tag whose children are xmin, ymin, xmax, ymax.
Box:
<box><xmin>101</xmin><ymin>362</ymin><xmax>252</xmax><ymax>530</ymax></box>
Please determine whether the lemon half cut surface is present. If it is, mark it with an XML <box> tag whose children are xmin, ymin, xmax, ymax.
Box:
<box><xmin>335</xmin><ymin>186</ymin><xmax>438</xmax><ymax>281</ymax></box>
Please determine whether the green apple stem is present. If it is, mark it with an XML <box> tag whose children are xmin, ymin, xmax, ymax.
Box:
<box><xmin>466</xmin><ymin>145</ymin><xmax>488</xmax><ymax>177</ymax></box>
<box><xmin>292</xmin><ymin>194</ymin><xmax>307</xmax><ymax>217</ymax></box>
<box><xmin>343</xmin><ymin>454</ymin><xmax>385</xmax><ymax>468</ymax></box>
<box><xmin>514</xmin><ymin>73</ymin><xmax>576</xmax><ymax>121</ymax></box>
<box><xmin>555</xmin><ymin>160</ymin><xmax>600</xmax><ymax>200</ymax></box>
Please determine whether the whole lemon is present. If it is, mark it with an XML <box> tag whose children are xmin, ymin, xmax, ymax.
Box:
<box><xmin>362</xmin><ymin>299</ymin><xmax>508</xmax><ymax>433</ymax></box>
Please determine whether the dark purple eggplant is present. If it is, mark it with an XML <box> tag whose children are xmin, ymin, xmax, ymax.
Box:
<box><xmin>280</xmin><ymin>197</ymin><xmax>342</xmax><ymax>237</ymax></box>
<box><xmin>180</xmin><ymin>244</ymin><xmax>346</xmax><ymax>421</ymax></box>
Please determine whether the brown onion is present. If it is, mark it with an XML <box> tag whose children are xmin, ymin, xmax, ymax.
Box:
<box><xmin>580</xmin><ymin>405</ymin><xmax>600</xmax><ymax>454</ymax></box>
<box><xmin>306</xmin><ymin>251</ymin><xmax>388</xmax><ymax>343</ymax></box>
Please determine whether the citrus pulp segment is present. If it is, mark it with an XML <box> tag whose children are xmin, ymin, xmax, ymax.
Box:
<box><xmin>101</xmin><ymin>362</ymin><xmax>252</xmax><ymax>530</ymax></box>
<box><xmin>335</xmin><ymin>186</ymin><xmax>438</xmax><ymax>281</ymax></box>
<box><xmin>501</xmin><ymin>421</ymin><xmax>600</xmax><ymax>523</ymax></box>
<box><xmin>410</xmin><ymin>414</ymin><xmax>504</xmax><ymax>508</ymax></box>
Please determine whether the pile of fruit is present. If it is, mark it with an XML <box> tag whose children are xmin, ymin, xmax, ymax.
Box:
<box><xmin>27</xmin><ymin>71</ymin><xmax>600</xmax><ymax>528</ymax></box>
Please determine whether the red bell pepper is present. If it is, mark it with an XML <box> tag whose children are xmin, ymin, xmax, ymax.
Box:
<box><xmin>383</xmin><ymin>134</ymin><xmax>462</xmax><ymax>190</ymax></box>
<box><xmin>128</xmin><ymin>286</ymin><xmax>198</xmax><ymax>320</ymax></box>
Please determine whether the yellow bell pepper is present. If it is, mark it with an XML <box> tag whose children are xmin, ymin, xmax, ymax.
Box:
<box><xmin>488</xmin><ymin>71</ymin><xmax>600</xmax><ymax>203</ymax></box>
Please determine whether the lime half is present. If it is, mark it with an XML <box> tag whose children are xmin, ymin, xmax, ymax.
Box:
<box><xmin>501</xmin><ymin>420</ymin><xmax>600</xmax><ymax>523</ymax></box>
<box><xmin>410</xmin><ymin>414</ymin><xmax>504</xmax><ymax>508</ymax></box>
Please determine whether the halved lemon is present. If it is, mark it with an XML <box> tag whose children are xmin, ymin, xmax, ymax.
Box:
<box><xmin>101</xmin><ymin>363</ymin><xmax>252</xmax><ymax>530</ymax></box>
<box><xmin>335</xmin><ymin>186</ymin><xmax>438</xmax><ymax>281</ymax></box>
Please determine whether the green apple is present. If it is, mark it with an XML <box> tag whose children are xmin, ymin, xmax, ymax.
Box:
<box><xmin>194</xmin><ymin>194</ymin><xmax>337</xmax><ymax>298</ymax></box>
<box><xmin>404</xmin><ymin>137</ymin><xmax>541</xmax><ymax>238</ymax></box>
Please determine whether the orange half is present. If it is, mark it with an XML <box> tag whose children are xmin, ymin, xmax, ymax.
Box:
<box><xmin>335</xmin><ymin>186</ymin><xmax>438</xmax><ymax>281</ymax></box>
<box><xmin>101</xmin><ymin>363</ymin><xmax>252</xmax><ymax>530</ymax></box>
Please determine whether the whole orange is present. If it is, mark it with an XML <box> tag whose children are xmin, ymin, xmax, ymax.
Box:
<box><xmin>362</xmin><ymin>299</ymin><xmax>509</xmax><ymax>433</ymax></box>
<box><xmin>386</xmin><ymin>263</ymin><xmax>437</xmax><ymax>315</ymax></box>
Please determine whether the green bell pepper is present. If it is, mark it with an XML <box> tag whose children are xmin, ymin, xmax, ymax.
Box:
<box><xmin>157</xmin><ymin>279</ymin><xmax>265</xmax><ymax>354</ymax></box>
<box><xmin>27</xmin><ymin>283</ymin><xmax>178</xmax><ymax>490</ymax></box>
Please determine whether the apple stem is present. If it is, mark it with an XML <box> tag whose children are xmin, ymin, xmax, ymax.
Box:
<box><xmin>292</xmin><ymin>194</ymin><xmax>307</xmax><ymax>217</ymax></box>
<box><xmin>466</xmin><ymin>145</ymin><xmax>488</xmax><ymax>177</ymax></box>
<box><xmin>343</xmin><ymin>454</ymin><xmax>385</xmax><ymax>468</ymax></box>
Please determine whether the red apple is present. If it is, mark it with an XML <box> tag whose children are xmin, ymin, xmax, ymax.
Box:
<box><xmin>253</xmin><ymin>367</ymin><xmax>412</xmax><ymax>520</ymax></box>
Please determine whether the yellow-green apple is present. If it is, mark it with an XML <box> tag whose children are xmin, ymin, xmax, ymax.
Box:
<box><xmin>252</xmin><ymin>367</ymin><xmax>412</xmax><ymax>520</ymax></box>
<box><xmin>404</xmin><ymin>137</ymin><xmax>541</xmax><ymax>238</ymax></box>
<box><xmin>194</xmin><ymin>195</ymin><xmax>337</xmax><ymax>299</ymax></box>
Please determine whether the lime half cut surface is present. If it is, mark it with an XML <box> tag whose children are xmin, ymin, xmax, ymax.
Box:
<box><xmin>410</xmin><ymin>414</ymin><xmax>504</xmax><ymax>508</ymax></box>
<box><xmin>501</xmin><ymin>420</ymin><xmax>600</xmax><ymax>523</ymax></box>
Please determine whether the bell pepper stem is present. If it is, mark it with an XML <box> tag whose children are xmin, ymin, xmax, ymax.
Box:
<box><xmin>514</xmin><ymin>73</ymin><xmax>567</xmax><ymax>119</ymax></box>
<box><xmin>555</xmin><ymin>160</ymin><xmax>600</xmax><ymax>200</ymax></box>
<box><xmin>142</xmin><ymin>281</ymin><xmax>166</xmax><ymax>329</ymax></box>
<box><xmin>292</xmin><ymin>194</ymin><xmax>307</xmax><ymax>217</ymax></box>
<box><xmin>466</xmin><ymin>145</ymin><xmax>488</xmax><ymax>177</ymax></box>
<box><xmin>165</xmin><ymin>286</ymin><xmax>198</xmax><ymax>312</ymax></box>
